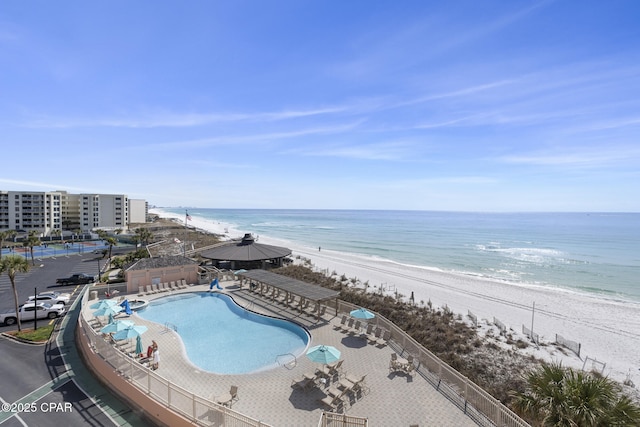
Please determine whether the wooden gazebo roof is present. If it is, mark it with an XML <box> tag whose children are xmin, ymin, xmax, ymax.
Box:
<box><xmin>199</xmin><ymin>234</ymin><xmax>291</xmax><ymax>262</ymax></box>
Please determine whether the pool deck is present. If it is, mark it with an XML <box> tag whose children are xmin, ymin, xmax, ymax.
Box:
<box><xmin>86</xmin><ymin>280</ymin><xmax>478</xmax><ymax>427</ymax></box>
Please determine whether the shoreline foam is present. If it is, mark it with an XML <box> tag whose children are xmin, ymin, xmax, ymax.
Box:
<box><xmin>151</xmin><ymin>208</ymin><xmax>640</xmax><ymax>386</ymax></box>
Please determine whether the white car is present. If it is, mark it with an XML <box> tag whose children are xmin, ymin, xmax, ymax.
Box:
<box><xmin>0</xmin><ymin>302</ymin><xmax>65</xmax><ymax>326</ymax></box>
<box><xmin>25</xmin><ymin>291</ymin><xmax>71</xmax><ymax>305</ymax></box>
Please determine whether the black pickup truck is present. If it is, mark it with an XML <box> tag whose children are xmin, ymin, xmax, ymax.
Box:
<box><xmin>55</xmin><ymin>273</ymin><xmax>95</xmax><ymax>286</ymax></box>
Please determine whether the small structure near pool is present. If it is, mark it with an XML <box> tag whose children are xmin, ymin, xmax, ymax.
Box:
<box><xmin>125</xmin><ymin>255</ymin><xmax>199</xmax><ymax>294</ymax></box>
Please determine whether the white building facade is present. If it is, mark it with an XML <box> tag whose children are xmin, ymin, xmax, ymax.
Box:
<box><xmin>0</xmin><ymin>190</ymin><xmax>146</xmax><ymax>236</ymax></box>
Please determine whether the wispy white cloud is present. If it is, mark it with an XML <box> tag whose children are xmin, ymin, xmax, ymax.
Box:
<box><xmin>144</xmin><ymin>121</ymin><xmax>365</xmax><ymax>150</ymax></box>
<box><xmin>286</xmin><ymin>141</ymin><xmax>413</xmax><ymax>161</ymax></box>
<box><xmin>498</xmin><ymin>145</ymin><xmax>640</xmax><ymax>168</ymax></box>
<box><xmin>22</xmin><ymin>106</ymin><xmax>349</xmax><ymax>129</ymax></box>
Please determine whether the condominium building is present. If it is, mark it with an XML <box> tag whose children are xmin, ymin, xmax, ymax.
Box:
<box><xmin>0</xmin><ymin>190</ymin><xmax>147</xmax><ymax>236</ymax></box>
<box><xmin>0</xmin><ymin>191</ymin><xmax>62</xmax><ymax>236</ymax></box>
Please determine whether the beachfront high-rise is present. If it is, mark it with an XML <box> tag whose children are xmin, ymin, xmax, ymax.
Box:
<box><xmin>0</xmin><ymin>190</ymin><xmax>147</xmax><ymax>236</ymax></box>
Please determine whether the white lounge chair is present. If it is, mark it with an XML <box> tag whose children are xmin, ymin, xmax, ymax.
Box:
<box><xmin>333</xmin><ymin>315</ymin><xmax>348</xmax><ymax>331</ymax></box>
<box><xmin>376</xmin><ymin>330</ymin><xmax>391</xmax><ymax>346</ymax></box>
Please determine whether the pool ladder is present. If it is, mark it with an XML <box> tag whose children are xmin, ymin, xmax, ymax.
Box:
<box><xmin>164</xmin><ymin>322</ymin><xmax>178</xmax><ymax>333</ymax></box>
<box><xmin>276</xmin><ymin>353</ymin><xmax>297</xmax><ymax>370</ymax></box>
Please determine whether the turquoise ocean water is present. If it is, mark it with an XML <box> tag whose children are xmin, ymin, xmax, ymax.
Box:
<box><xmin>161</xmin><ymin>209</ymin><xmax>640</xmax><ymax>303</ymax></box>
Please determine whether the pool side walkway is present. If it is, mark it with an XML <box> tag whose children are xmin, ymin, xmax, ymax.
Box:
<box><xmin>84</xmin><ymin>280</ymin><xmax>479</xmax><ymax>427</ymax></box>
<box><xmin>58</xmin><ymin>287</ymin><xmax>152</xmax><ymax>426</ymax></box>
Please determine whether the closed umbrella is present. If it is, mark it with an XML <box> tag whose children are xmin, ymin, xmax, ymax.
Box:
<box><xmin>306</xmin><ymin>345</ymin><xmax>341</xmax><ymax>364</ymax></box>
<box><xmin>100</xmin><ymin>319</ymin><xmax>135</xmax><ymax>334</ymax></box>
<box><xmin>135</xmin><ymin>335</ymin><xmax>143</xmax><ymax>355</ymax></box>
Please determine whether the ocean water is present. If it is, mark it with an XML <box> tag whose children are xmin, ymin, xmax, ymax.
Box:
<box><xmin>162</xmin><ymin>209</ymin><xmax>640</xmax><ymax>303</ymax></box>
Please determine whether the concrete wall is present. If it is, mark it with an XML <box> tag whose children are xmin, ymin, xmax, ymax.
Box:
<box><xmin>125</xmin><ymin>265</ymin><xmax>199</xmax><ymax>293</ymax></box>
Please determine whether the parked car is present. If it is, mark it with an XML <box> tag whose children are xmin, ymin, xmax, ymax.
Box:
<box><xmin>0</xmin><ymin>302</ymin><xmax>65</xmax><ymax>326</ymax></box>
<box><xmin>55</xmin><ymin>273</ymin><xmax>96</xmax><ymax>286</ymax></box>
<box><xmin>25</xmin><ymin>291</ymin><xmax>71</xmax><ymax>305</ymax></box>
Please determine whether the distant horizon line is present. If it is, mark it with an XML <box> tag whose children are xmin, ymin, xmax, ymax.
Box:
<box><xmin>151</xmin><ymin>206</ymin><xmax>639</xmax><ymax>215</ymax></box>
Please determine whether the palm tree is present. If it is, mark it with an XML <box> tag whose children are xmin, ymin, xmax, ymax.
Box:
<box><xmin>134</xmin><ymin>227</ymin><xmax>153</xmax><ymax>246</ymax></box>
<box><xmin>23</xmin><ymin>231</ymin><xmax>41</xmax><ymax>266</ymax></box>
<box><xmin>0</xmin><ymin>229</ymin><xmax>17</xmax><ymax>260</ymax></box>
<box><xmin>0</xmin><ymin>255</ymin><xmax>31</xmax><ymax>332</ymax></box>
<box><xmin>105</xmin><ymin>236</ymin><xmax>117</xmax><ymax>262</ymax></box>
<box><xmin>512</xmin><ymin>363</ymin><xmax>640</xmax><ymax>426</ymax></box>
<box><xmin>51</xmin><ymin>228</ymin><xmax>62</xmax><ymax>241</ymax></box>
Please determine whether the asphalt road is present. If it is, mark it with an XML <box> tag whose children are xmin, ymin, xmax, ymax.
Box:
<box><xmin>0</xmin><ymin>337</ymin><xmax>115</xmax><ymax>427</ymax></box>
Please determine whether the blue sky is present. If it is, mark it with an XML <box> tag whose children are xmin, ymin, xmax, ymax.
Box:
<box><xmin>1</xmin><ymin>1</ymin><xmax>639</xmax><ymax>211</ymax></box>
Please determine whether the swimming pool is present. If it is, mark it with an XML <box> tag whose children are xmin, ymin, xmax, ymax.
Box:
<box><xmin>136</xmin><ymin>292</ymin><xmax>310</xmax><ymax>374</ymax></box>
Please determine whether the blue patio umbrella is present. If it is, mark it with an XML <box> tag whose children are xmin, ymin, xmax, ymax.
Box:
<box><xmin>90</xmin><ymin>299</ymin><xmax>119</xmax><ymax>310</ymax></box>
<box><xmin>112</xmin><ymin>325</ymin><xmax>148</xmax><ymax>341</ymax></box>
<box><xmin>306</xmin><ymin>345</ymin><xmax>341</xmax><ymax>364</ymax></box>
<box><xmin>100</xmin><ymin>319</ymin><xmax>135</xmax><ymax>334</ymax></box>
<box><xmin>93</xmin><ymin>305</ymin><xmax>123</xmax><ymax>318</ymax></box>
<box><xmin>350</xmin><ymin>308</ymin><xmax>375</xmax><ymax>320</ymax></box>
<box><xmin>135</xmin><ymin>335</ymin><xmax>143</xmax><ymax>355</ymax></box>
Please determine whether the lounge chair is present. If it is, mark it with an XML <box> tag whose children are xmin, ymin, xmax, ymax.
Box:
<box><xmin>318</xmin><ymin>391</ymin><xmax>346</xmax><ymax>412</ymax></box>
<box><xmin>138</xmin><ymin>286</ymin><xmax>145</xmax><ymax>297</ymax></box>
<box><xmin>168</xmin><ymin>281</ymin><xmax>176</xmax><ymax>291</ymax></box>
<box><xmin>376</xmin><ymin>330</ymin><xmax>391</xmax><ymax>346</ymax></box>
<box><xmin>349</xmin><ymin>320</ymin><xmax>362</xmax><ymax>335</ymax></box>
<box><xmin>146</xmin><ymin>285</ymin><xmax>155</xmax><ymax>295</ymax></box>
<box><xmin>151</xmin><ymin>284</ymin><xmax>160</xmax><ymax>293</ymax></box>
<box><xmin>368</xmin><ymin>327</ymin><xmax>382</xmax><ymax>344</ymax></box>
<box><xmin>402</xmin><ymin>355</ymin><xmax>415</xmax><ymax>376</ymax></box>
<box><xmin>316</xmin><ymin>359</ymin><xmax>343</xmax><ymax>379</ymax></box>
<box><xmin>318</xmin><ymin>305</ymin><xmax>327</xmax><ymax>317</ymax></box>
<box><xmin>389</xmin><ymin>353</ymin><xmax>401</xmax><ymax>372</ymax></box>
<box><xmin>291</xmin><ymin>372</ymin><xmax>317</xmax><ymax>391</ymax></box>
<box><xmin>179</xmin><ymin>279</ymin><xmax>188</xmax><ymax>289</ymax></box>
<box><xmin>363</xmin><ymin>323</ymin><xmax>374</xmax><ymax>337</ymax></box>
<box><xmin>215</xmin><ymin>385</ymin><xmax>238</xmax><ymax>408</ymax></box>
<box><xmin>341</xmin><ymin>373</ymin><xmax>368</xmax><ymax>397</ymax></box>
<box><xmin>341</xmin><ymin>318</ymin><xmax>354</xmax><ymax>333</ymax></box>
<box><xmin>333</xmin><ymin>315</ymin><xmax>348</xmax><ymax>331</ymax></box>
<box><xmin>171</xmin><ymin>281</ymin><xmax>180</xmax><ymax>291</ymax></box>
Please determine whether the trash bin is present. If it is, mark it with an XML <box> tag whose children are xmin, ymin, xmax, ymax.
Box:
<box><xmin>89</xmin><ymin>290</ymin><xmax>98</xmax><ymax>301</ymax></box>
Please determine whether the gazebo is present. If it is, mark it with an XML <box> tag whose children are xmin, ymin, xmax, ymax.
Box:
<box><xmin>199</xmin><ymin>233</ymin><xmax>292</xmax><ymax>270</ymax></box>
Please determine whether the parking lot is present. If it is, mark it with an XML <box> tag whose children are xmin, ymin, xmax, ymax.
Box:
<box><xmin>0</xmin><ymin>252</ymin><xmax>151</xmax><ymax>427</ymax></box>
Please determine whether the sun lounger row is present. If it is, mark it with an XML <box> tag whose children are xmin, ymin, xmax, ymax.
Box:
<box><xmin>248</xmin><ymin>285</ymin><xmax>328</xmax><ymax>318</ymax></box>
<box><xmin>142</xmin><ymin>280</ymin><xmax>188</xmax><ymax>295</ymax></box>
<box><xmin>332</xmin><ymin>315</ymin><xmax>391</xmax><ymax>346</ymax></box>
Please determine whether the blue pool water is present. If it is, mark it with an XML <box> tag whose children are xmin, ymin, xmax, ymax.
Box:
<box><xmin>136</xmin><ymin>292</ymin><xmax>310</xmax><ymax>374</ymax></box>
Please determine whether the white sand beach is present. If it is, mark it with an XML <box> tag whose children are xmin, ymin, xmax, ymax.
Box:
<box><xmin>152</xmin><ymin>209</ymin><xmax>640</xmax><ymax>387</ymax></box>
